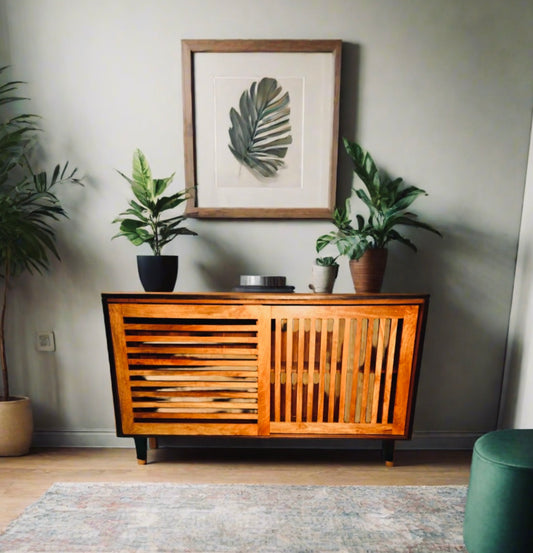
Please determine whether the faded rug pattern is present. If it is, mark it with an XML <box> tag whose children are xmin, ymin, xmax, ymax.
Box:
<box><xmin>0</xmin><ymin>483</ymin><xmax>467</xmax><ymax>552</ymax></box>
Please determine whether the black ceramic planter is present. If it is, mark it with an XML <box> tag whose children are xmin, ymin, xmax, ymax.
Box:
<box><xmin>136</xmin><ymin>255</ymin><xmax>178</xmax><ymax>292</ymax></box>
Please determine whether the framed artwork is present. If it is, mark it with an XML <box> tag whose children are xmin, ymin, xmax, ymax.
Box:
<box><xmin>181</xmin><ymin>39</ymin><xmax>342</xmax><ymax>218</ymax></box>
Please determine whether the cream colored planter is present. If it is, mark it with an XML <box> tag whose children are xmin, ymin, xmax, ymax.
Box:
<box><xmin>309</xmin><ymin>264</ymin><xmax>338</xmax><ymax>293</ymax></box>
<box><xmin>0</xmin><ymin>396</ymin><xmax>33</xmax><ymax>456</ymax></box>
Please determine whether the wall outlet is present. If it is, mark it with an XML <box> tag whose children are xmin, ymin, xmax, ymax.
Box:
<box><xmin>36</xmin><ymin>331</ymin><xmax>56</xmax><ymax>352</ymax></box>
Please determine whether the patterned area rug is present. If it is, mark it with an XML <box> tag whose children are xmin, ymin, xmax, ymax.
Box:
<box><xmin>0</xmin><ymin>483</ymin><xmax>467</xmax><ymax>552</ymax></box>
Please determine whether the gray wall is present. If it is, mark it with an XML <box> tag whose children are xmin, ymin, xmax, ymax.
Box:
<box><xmin>1</xmin><ymin>0</ymin><xmax>532</xmax><ymax>447</ymax></box>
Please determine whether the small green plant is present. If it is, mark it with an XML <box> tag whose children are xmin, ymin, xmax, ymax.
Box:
<box><xmin>113</xmin><ymin>149</ymin><xmax>197</xmax><ymax>255</ymax></box>
<box><xmin>315</xmin><ymin>256</ymin><xmax>338</xmax><ymax>267</ymax></box>
<box><xmin>317</xmin><ymin>139</ymin><xmax>441</xmax><ymax>260</ymax></box>
<box><xmin>0</xmin><ymin>66</ymin><xmax>83</xmax><ymax>401</ymax></box>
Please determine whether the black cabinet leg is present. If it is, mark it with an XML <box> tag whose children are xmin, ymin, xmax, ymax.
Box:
<box><xmin>134</xmin><ymin>437</ymin><xmax>148</xmax><ymax>465</ymax></box>
<box><xmin>382</xmin><ymin>439</ymin><xmax>395</xmax><ymax>467</ymax></box>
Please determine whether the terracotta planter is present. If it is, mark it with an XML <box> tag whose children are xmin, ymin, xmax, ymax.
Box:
<box><xmin>137</xmin><ymin>255</ymin><xmax>178</xmax><ymax>292</ymax></box>
<box><xmin>349</xmin><ymin>248</ymin><xmax>388</xmax><ymax>293</ymax></box>
<box><xmin>0</xmin><ymin>396</ymin><xmax>33</xmax><ymax>456</ymax></box>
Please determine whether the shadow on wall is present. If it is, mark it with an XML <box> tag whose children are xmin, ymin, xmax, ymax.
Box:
<box><xmin>499</xmin><ymin>245</ymin><xmax>533</xmax><ymax>426</ymax></box>
<box><xmin>384</xmin><ymin>221</ymin><xmax>518</xmax><ymax>432</ymax></box>
<box><xmin>194</xmin><ymin>233</ymin><xmax>255</xmax><ymax>292</ymax></box>
<box><xmin>503</xmin><ymin>333</ymin><xmax>524</xmax><ymax>426</ymax></box>
<box><xmin>55</xmin><ymin>187</ymin><xmax>116</xmax><ymax>291</ymax></box>
<box><xmin>337</xmin><ymin>42</ymin><xmax>360</xmax><ymax>204</ymax></box>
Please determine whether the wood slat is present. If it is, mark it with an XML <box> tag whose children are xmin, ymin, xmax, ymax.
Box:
<box><xmin>124</xmin><ymin>323</ymin><xmax>258</xmax><ymax>332</ymax></box>
<box><xmin>349</xmin><ymin>319</ymin><xmax>363</xmax><ymax>423</ymax></box>
<box><xmin>125</xmin><ymin>335</ymin><xmax>258</xmax><ymax>344</ymax></box>
<box><xmin>327</xmin><ymin>318</ymin><xmax>340</xmax><ymax>422</ymax></box>
<box><xmin>284</xmin><ymin>318</ymin><xmax>294</xmax><ymax>422</ymax></box>
<box><xmin>360</xmin><ymin>319</ymin><xmax>374</xmax><ymax>423</ymax></box>
<box><xmin>127</xmin><ymin>359</ymin><xmax>256</xmax><ymax>367</ymax></box>
<box><xmin>132</xmin><ymin>401</ymin><xmax>258</xmax><ymax>410</ymax></box>
<box><xmin>371</xmin><ymin>318</ymin><xmax>387</xmax><ymax>424</ymax></box>
<box><xmin>337</xmin><ymin>318</ymin><xmax>352</xmax><ymax>423</ymax></box>
<box><xmin>128</xmin><ymin>369</ymin><xmax>257</xmax><ymax>377</ymax></box>
<box><xmin>133</xmin><ymin>412</ymin><xmax>257</xmax><ymax>420</ymax></box>
<box><xmin>317</xmin><ymin>319</ymin><xmax>328</xmax><ymax>422</ymax></box>
<box><xmin>130</xmin><ymin>381</ymin><xmax>257</xmax><ymax>389</ymax></box>
<box><xmin>295</xmin><ymin>319</ymin><xmax>305</xmax><ymax>423</ymax></box>
<box><xmin>274</xmin><ymin>318</ymin><xmax>282</xmax><ymax>422</ymax></box>
<box><xmin>131</xmin><ymin>390</ymin><xmax>256</xmax><ymax>398</ymax></box>
<box><xmin>382</xmin><ymin>318</ymin><xmax>399</xmax><ymax>424</ymax></box>
<box><xmin>127</xmin><ymin>346</ymin><xmax>259</xmax><ymax>355</ymax></box>
<box><xmin>306</xmin><ymin>318</ymin><xmax>317</xmax><ymax>423</ymax></box>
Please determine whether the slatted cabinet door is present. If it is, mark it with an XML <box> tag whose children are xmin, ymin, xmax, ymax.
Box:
<box><xmin>106</xmin><ymin>302</ymin><xmax>271</xmax><ymax>437</ymax></box>
<box><xmin>268</xmin><ymin>304</ymin><xmax>423</xmax><ymax>438</ymax></box>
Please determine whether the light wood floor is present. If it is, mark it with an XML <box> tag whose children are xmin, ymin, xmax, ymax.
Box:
<box><xmin>0</xmin><ymin>446</ymin><xmax>472</xmax><ymax>533</ymax></box>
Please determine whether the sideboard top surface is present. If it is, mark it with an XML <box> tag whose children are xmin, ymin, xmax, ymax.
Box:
<box><xmin>102</xmin><ymin>292</ymin><xmax>429</xmax><ymax>306</ymax></box>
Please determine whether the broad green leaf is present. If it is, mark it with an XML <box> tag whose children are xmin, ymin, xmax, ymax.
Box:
<box><xmin>153</xmin><ymin>175</ymin><xmax>174</xmax><ymax>197</ymax></box>
<box><xmin>119</xmin><ymin>219</ymin><xmax>145</xmax><ymax>232</ymax></box>
<box><xmin>154</xmin><ymin>192</ymin><xmax>188</xmax><ymax>214</ymax></box>
<box><xmin>132</xmin><ymin>148</ymin><xmax>153</xmax><ymax>194</ymax></box>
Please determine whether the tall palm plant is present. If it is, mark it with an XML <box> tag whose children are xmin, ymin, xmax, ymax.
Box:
<box><xmin>0</xmin><ymin>66</ymin><xmax>83</xmax><ymax>401</ymax></box>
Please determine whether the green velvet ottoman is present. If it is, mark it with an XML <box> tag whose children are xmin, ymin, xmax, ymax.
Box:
<box><xmin>463</xmin><ymin>429</ymin><xmax>533</xmax><ymax>552</ymax></box>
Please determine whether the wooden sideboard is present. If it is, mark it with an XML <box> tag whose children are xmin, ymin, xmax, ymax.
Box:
<box><xmin>102</xmin><ymin>292</ymin><xmax>429</xmax><ymax>465</ymax></box>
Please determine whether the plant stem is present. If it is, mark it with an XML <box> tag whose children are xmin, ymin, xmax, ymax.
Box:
<box><xmin>0</xmin><ymin>258</ymin><xmax>10</xmax><ymax>401</ymax></box>
<box><xmin>152</xmin><ymin>214</ymin><xmax>160</xmax><ymax>255</ymax></box>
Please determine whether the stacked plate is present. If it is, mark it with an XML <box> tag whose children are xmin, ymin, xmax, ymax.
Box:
<box><xmin>233</xmin><ymin>275</ymin><xmax>295</xmax><ymax>293</ymax></box>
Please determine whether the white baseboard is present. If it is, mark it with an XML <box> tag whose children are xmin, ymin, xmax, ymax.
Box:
<box><xmin>32</xmin><ymin>429</ymin><xmax>481</xmax><ymax>450</ymax></box>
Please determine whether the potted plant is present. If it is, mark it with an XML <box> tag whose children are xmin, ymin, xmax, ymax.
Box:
<box><xmin>309</xmin><ymin>255</ymin><xmax>339</xmax><ymax>293</ymax></box>
<box><xmin>0</xmin><ymin>66</ymin><xmax>83</xmax><ymax>455</ymax></box>
<box><xmin>113</xmin><ymin>149</ymin><xmax>197</xmax><ymax>291</ymax></box>
<box><xmin>317</xmin><ymin>139</ymin><xmax>441</xmax><ymax>293</ymax></box>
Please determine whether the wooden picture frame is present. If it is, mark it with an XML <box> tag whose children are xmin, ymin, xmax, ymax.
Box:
<box><xmin>181</xmin><ymin>39</ymin><xmax>342</xmax><ymax>219</ymax></box>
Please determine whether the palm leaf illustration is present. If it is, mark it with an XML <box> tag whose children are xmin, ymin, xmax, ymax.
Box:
<box><xmin>228</xmin><ymin>77</ymin><xmax>292</xmax><ymax>178</ymax></box>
